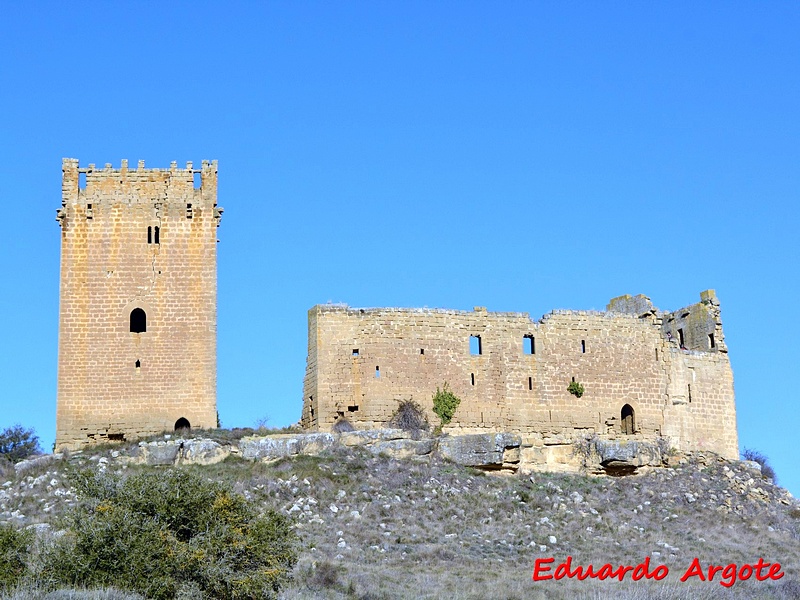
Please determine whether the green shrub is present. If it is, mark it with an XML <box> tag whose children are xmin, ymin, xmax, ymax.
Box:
<box><xmin>387</xmin><ymin>400</ymin><xmax>429</xmax><ymax>433</ymax></box>
<box><xmin>567</xmin><ymin>381</ymin><xmax>585</xmax><ymax>398</ymax></box>
<box><xmin>0</xmin><ymin>524</ymin><xmax>32</xmax><ymax>590</ymax></box>
<box><xmin>432</xmin><ymin>383</ymin><xmax>461</xmax><ymax>427</ymax></box>
<box><xmin>40</xmin><ymin>469</ymin><xmax>297</xmax><ymax>600</ymax></box>
<box><xmin>0</xmin><ymin>425</ymin><xmax>41</xmax><ymax>464</ymax></box>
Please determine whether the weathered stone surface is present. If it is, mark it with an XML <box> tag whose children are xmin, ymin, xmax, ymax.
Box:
<box><xmin>436</xmin><ymin>433</ymin><xmax>521</xmax><ymax>466</ymax></box>
<box><xmin>140</xmin><ymin>443</ymin><xmax>180</xmax><ymax>466</ymax></box>
<box><xmin>369</xmin><ymin>438</ymin><xmax>434</xmax><ymax>459</ymax></box>
<box><xmin>302</xmin><ymin>290</ymin><xmax>738</xmax><ymax>462</ymax></box>
<box><xmin>239</xmin><ymin>433</ymin><xmax>336</xmax><ymax>461</ymax></box>
<box><xmin>56</xmin><ymin>159</ymin><xmax>222</xmax><ymax>451</ymax></box>
<box><xmin>593</xmin><ymin>440</ymin><xmax>661</xmax><ymax>468</ymax></box>
<box><xmin>181</xmin><ymin>440</ymin><xmax>229</xmax><ymax>465</ymax></box>
<box><xmin>338</xmin><ymin>429</ymin><xmax>409</xmax><ymax>447</ymax></box>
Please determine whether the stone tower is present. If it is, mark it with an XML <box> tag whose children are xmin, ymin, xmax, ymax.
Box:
<box><xmin>55</xmin><ymin>159</ymin><xmax>223</xmax><ymax>450</ymax></box>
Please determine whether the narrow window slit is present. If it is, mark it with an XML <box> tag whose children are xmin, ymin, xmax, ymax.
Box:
<box><xmin>708</xmin><ymin>333</ymin><xmax>715</xmax><ymax>349</ymax></box>
<box><xmin>471</xmin><ymin>373</ymin><xmax>475</xmax><ymax>386</ymax></box>
<box><xmin>528</xmin><ymin>376</ymin><xmax>532</xmax><ymax>391</ymax></box>
<box><xmin>470</xmin><ymin>335</ymin><xmax>482</xmax><ymax>355</ymax></box>
<box><xmin>154</xmin><ymin>226</ymin><xmax>160</xmax><ymax>244</ymax></box>
<box><xmin>581</xmin><ymin>340</ymin><xmax>586</xmax><ymax>353</ymax></box>
<box><xmin>523</xmin><ymin>335</ymin><xmax>535</xmax><ymax>355</ymax></box>
<box><xmin>147</xmin><ymin>226</ymin><xmax>152</xmax><ymax>244</ymax></box>
<box><xmin>375</xmin><ymin>366</ymin><xmax>380</xmax><ymax>378</ymax></box>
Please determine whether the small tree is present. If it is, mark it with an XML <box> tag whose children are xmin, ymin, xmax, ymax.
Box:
<box><xmin>432</xmin><ymin>383</ymin><xmax>461</xmax><ymax>428</ymax></box>
<box><xmin>567</xmin><ymin>381</ymin><xmax>585</xmax><ymax>398</ymax></box>
<box><xmin>0</xmin><ymin>425</ymin><xmax>41</xmax><ymax>464</ymax></box>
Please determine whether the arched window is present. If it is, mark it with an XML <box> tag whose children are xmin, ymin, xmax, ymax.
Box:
<box><xmin>130</xmin><ymin>308</ymin><xmax>146</xmax><ymax>333</ymax></box>
<box><xmin>175</xmin><ymin>417</ymin><xmax>191</xmax><ymax>431</ymax></box>
<box><xmin>621</xmin><ymin>404</ymin><xmax>635</xmax><ymax>435</ymax></box>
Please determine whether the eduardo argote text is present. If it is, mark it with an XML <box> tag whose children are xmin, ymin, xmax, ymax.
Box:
<box><xmin>533</xmin><ymin>556</ymin><xmax>784</xmax><ymax>588</ymax></box>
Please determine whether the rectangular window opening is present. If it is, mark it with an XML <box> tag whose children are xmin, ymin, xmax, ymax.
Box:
<box><xmin>108</xmin><ymin>433</ymin><xmax>125</xmax><ymax>442</ymax></box>
<box><xmin>375</xmin><ymin>366</ymin><xmax>380</xmax><ymax>378</ymax></box>
<box><xmin>688</xmin><ymin>384</ymin><xmax>693</xmax><ymax>403</ymax></box>
<box><xmin>352</xmin><ymin>348</ymin><xmax>359</xmax><ymax>356</ymax></box>
<box><xmin>420</xmin><ymin>348</ymin><xmax>425</xmax><ymax>355</ymax></box>
<box><xmin>193</xmin><ymin>172</ymin><xmax>201</xmax><ymax>188</ymax></box>
<box><xmin>469</xmin><ymin>335</ymin><xmax>482</xmax><ymax>355</ymax></box>
<box><xmin>581</xmin><ymin>340</ymin><xmax>586</xmax><ymax>353</ymax></box>
<box><xmin>86</xmin><ymin>203</ymin><xmax>93</xmax><ymax>219</ymax></box>
<box><xmin>528</xmin><ymin>376</ymin><xmax>532</xmax><ymax>391</ymax></box>
<box><xmin>708</xmin><ymin>333</ymin><xmax>715</xmax><ymax>349</ymax></box>
<box><xmin>678</xmin><ymin>328</ymin><xmax>685</xmax><ymax>348</ymax></box>
<box><xmin>154</xmin><ymin>226</ymin><xmax>160</xmax><ymax>244</ymax></box>
<box><xmin>523</xmin><ymin>335</ymin><xmax>535</xmax><ymax>355</ymax></box>
<box><xmin>347</xmin><ymin>405</ymin><xmax>359</xmax><ymax>412</ymax></box>
<box><xmin>186</xmin><ymin>203</ymin><xmax>193</xmax><ymax>218</ymax></box>
<box><xmin>147</xmin><ymin>226</ymin><xmax>152</xmax><ymax>244</ymax></box>
<box><xmin>79</xmin><ymin>172</ymin><xmax>86</xmax><ymax>189</ymax></box>
<box><xmin>471</xmin><ymin>373</ymin><xmax>475</xmax><ymax>386</ymax></box>
<box><xmin>135</xmin><ymin>359</ymin><xmax>141</xmax><ymax>369</ymax></box>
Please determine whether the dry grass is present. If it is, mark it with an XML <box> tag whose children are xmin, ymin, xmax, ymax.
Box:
<box><xmin>1</xmin><ymin>444</ymin><xmax>798</xmax><ymax>599</ymax></box>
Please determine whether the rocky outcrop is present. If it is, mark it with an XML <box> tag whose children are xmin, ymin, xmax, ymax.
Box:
<box><xmin>436</xmin><ymin>433</ymin><xmax>521</xmax><ymax>468</ymax></box>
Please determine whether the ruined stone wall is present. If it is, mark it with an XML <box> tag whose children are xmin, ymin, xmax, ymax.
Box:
<box><xmin>301</xmin><ymin>292</ymin><xmax>738</xmax><ymax>460</ymax></box>
<box><xmin>56</xmin><ymin>159</ymin><xmax>222</xmax><ymax>449</ymax></box>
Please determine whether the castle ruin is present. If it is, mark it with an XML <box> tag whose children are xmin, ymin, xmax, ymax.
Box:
<box><xmin>55</xmin><ymin>158</ymin><xmax>222</xmax><ymax>450</ymax></box>
<box><xmin>302</xmin><ymin>291</ymin><xmax>738</xmax><ymax>462</ymax></box>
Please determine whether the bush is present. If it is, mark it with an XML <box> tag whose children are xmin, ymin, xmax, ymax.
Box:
<box><xmin>567</xmin><ymin>381</ymin><xmax>585</xmax><ymax>398</ymax></box>
<box><xmin>40</xmin><ymin>469</ymin><xmax>297</xmax><ymax>600</ymax></box>
<box><xmin>742</xmin><ymin>447</ymin><xmax>777</xmax><ymax>483</ymax></box>
<box><xmin>0</xmin><ymin>426</ymin><xmax>41</xmax><ymax>464</ymax></box>
<box><xmin>0</xmin><ymin>525</ymin><xmax>32</xmax><ymax>590</ymax></box>
<box><xmin>432</xmin><ymin>383</ymin><xmax>461</xmax><ymax>427</ymax></box>
<box><xmin>387</xmin><ymin>400</ymin><xmax>429</xmax><ymax>434</ymax></box>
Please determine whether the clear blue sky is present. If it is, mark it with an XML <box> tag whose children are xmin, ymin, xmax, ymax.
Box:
<box><xmin>1</xmin><ymin>3</ymin><xmax>797</xmax><ymax>496</ymax></box>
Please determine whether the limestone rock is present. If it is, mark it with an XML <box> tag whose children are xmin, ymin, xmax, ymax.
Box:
<box><xmin>436</xmin><ymin>433</ymin><xmax>521</xmax><ymax>467</ymax></box>
<box><xmin>239</xmin><ymin>433</ymin><xmax>336</xmax><ymax>461</ymax></box>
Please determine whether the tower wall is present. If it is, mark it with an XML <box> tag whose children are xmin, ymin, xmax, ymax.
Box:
<box><xmin>56</xmin><ymin>158</ymin><xmax>222</xmax><ymax>449</ymax></box>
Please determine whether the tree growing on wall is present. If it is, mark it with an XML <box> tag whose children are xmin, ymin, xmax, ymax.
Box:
<box><xmin>432</xmin><ymin>383</ymin><xmax>461</xmax><ymax>430</ymax></box>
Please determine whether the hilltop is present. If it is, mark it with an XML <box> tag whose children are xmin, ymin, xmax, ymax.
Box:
<box><xmin>1</xmin><ymin>431</ymin><xmax>799</xmax><ymax>599</ymax></box>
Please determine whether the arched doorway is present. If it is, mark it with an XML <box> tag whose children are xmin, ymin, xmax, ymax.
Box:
<box><xmin>174</xmin><ymin>417</ymin><xmax>191</xmax><ymax>431</ymax></box>
<box><xmin>621</xmin><ymin>404</ymin><xmax>635</xmax><ymax>435</ymax></box>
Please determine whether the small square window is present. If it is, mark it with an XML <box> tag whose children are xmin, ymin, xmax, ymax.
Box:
<box><xmin>352</xmin><ymin>348</ymin><xmax>359</xmax><ymax>356</ymax></box>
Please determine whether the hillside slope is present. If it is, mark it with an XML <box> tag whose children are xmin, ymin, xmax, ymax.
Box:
<box><xmin>2</xmin><ymin>437</ymin><xmax>799</xmax><ymax>599</ymax></box>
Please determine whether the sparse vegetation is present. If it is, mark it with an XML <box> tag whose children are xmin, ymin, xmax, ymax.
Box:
<box><xmin>432</xmin><ymin>383</ymin><xmax>461</xmax><ymax>428</ymax></box>
<box><xmin>0</xmin><ymin>426</ymin><xmax>41</xmax><ymax>465</ymax></box>
<box><xmin>742</xmin><ymin>447</ymin><xmax>778</xmax><ymax>483</ymax></box>
<box><xmin>387</xmin><ymin>400</ymin><xmax>429</xmax><ymax>434</ymax></box>
<box><xmin>331</xmin><ymin>418</ymin><xmax>355</xmax><ymax>433</ymax></box>
<box><xmin>567</xmin><ymin>380</ymin><xmax>585</xmax><ymax>398</ymax></box>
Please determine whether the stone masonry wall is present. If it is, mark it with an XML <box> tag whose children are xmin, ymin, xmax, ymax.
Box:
<box><xmin>56</xmin><ymin>159</ymin><xmax>223</xmax><ymax>449</ymax></box>
<box><xmin>301</xmin><ymin>292</ymin><xmax>738</xmax><ymax>460</ymax></box>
